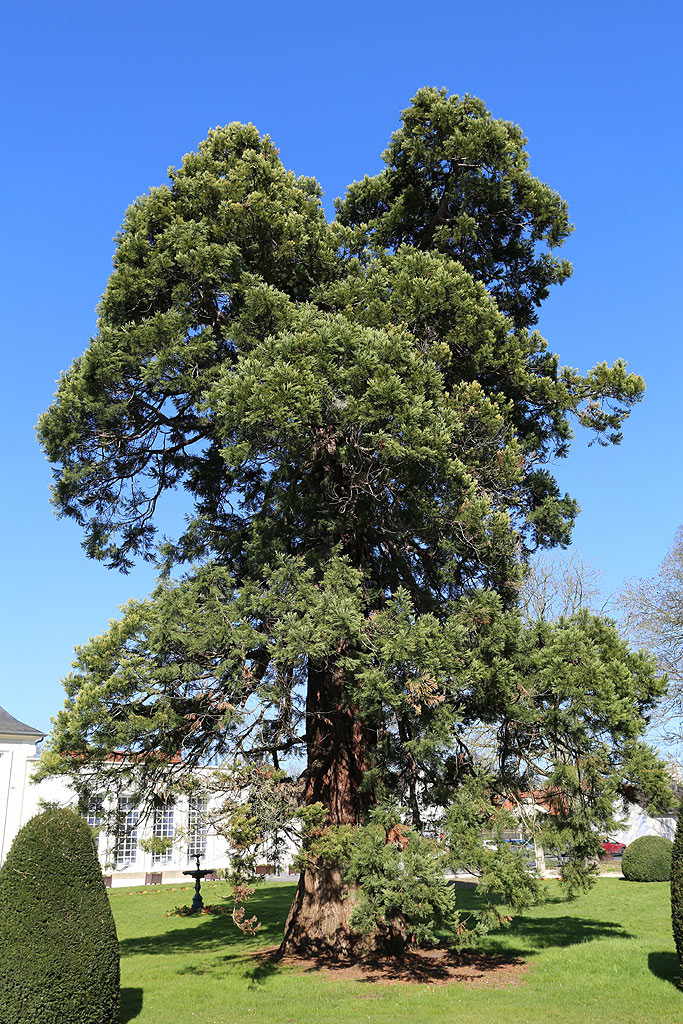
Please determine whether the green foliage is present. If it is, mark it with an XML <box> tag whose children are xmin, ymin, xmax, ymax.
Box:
<box><xmin>671</xmin><ymin>805</ymin><xmax>683</xmax><ymax>967</ymax></box>
<box><xmin>622</xmin><ymin>835</ymin><xmax>673</xmax><ymax>882</ymax></box>
<box><xmin>299</xmin><ymin>806</ymin><xmax>457</xmax><ymax>946</ymax></box>
<box><xmin>38</xmin><ymin>95</ymin><xmax>644</xmax><ymax>575</ymax></box>
<box><xmin>346</xmin><ymin>809</ymin><xmax>456</xmax><ymax>947</ymax></box>
<box><xmin>37</xmin><ymin>123</ymin><xmax>334</xmax><ymax>572</ymax></box>
<box><xmin>138</xmin><ymin>833</ymin><xmax>175</xmax><ymax>857</ymax></box>
<box><xmin>443</xmin><ymin>776</ymin><xmax>541</xmax><ymax>910</ymax></box>
<box><xmin>0</xmin><ymin>809</ymin><xmax>119</xmax><ymax>1024</ymax></box>
<box><xmin>335</xmin><ymin>87</ymin><xmax>572</xmax><ymax>330</ymax></box>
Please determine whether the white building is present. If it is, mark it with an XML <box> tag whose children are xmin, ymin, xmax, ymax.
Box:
<box><xmin>613</xmin><ymin>799</ymin><xmax>678</xmax><ymax>846</ymax></box>
<box><xmin>0</xmin><ymin>704</ymin><xmax>244</xmax><ymax>887</ymax></box>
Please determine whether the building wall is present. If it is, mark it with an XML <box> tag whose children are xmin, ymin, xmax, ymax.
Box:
<box><xmin>613</xmin><ymin>801</ymin><xmax>678</xmax><ymax>846</ymax></box>
<box><xmin>0</xmin><ymin>733</ymin><xmax>251</xmax><ymax>886</ymax></box>
<box><xmin>0</xmin><ymin>732</ymin><xmax>50</xmax><ymax>864</ymax></box>
<box><xmin>4</xmin><ymin>732</ymin><xmax>676</xmax><ymax>883</ymax></box>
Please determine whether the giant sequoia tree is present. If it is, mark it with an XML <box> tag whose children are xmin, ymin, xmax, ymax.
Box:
<box><xmin>38</xmin><ymin>89</ymin><xmax>668</xmax><ymax>955</ymax></box>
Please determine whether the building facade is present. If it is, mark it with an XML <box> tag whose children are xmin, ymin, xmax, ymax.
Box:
<box><xmin>0</xmin><ymin>705</ymin><xmax>238</xmax><ymax>886</ymax></box>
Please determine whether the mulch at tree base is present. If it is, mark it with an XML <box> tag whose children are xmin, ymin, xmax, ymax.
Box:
<box><xmin>251</xmin><ymin>946</ymin><xmax>528</xmax><ymax>987</ymax></box>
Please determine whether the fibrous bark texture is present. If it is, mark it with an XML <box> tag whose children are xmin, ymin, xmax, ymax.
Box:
<box><xmin>279</xmin><ymin>859</ymin><xmax>407</xmax><ymax>958</ymax></box>
<box><xmin>280</xmin><ymin>859</ymin><xmax>354</xmax><ymax>956</ymax></box>
<box><xmin>303</xmin><ymin>659</ymin><xmax>372</xmax><ymax>825</ymax></box>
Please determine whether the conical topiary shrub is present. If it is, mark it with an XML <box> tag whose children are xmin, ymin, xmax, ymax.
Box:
<box><xmin>0</xmin><ymin>808</ymin><xmax>119</xmax><ymax>1023</ymax></box>
<box><xmin>621</xmin><ymin>835</ymin><xmax>673</xmax><ymax>882</ymax></box>
<box><xmin>671</xmin><ymin>807</ymin><xmax>683</xmax><ymax>970</ymax></box>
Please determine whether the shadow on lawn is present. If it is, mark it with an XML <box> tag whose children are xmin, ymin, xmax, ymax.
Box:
<box><xmin>239</xmin><ymin>916</ymin><xmax>631</xmax><ymax>989</ymax></box>
<box><xmin>648</xmin><ymin>952</ymin><xmax>683</xmax><ymax>990</ymax></box>
<box><xmin>493</xmin><ymin>913</ymin><xmax>633</xmax><ymax>955</ymax></box>
<box><xmin>454</xmin><ymin>884</ymin><xmax>634</xmax><ymax>957</ymax></box>
<box><xmin>248</xmin><ymin>954</ymin><xmax>282</xmax><ymax>987</ymax></box>
<box><xmin>118</xmin><ymin>885</ymin><xmax>296</xmax><ymax>960</ymax></box>
<box><xmin>119</xmin><ymin>987</ymin><xmax>143</xmax><ymax>1022</ymax></box>
<box><xmin>240</xmin><ymin>889</ymin><xmax>633</xmax><ymax>988</ymax></box>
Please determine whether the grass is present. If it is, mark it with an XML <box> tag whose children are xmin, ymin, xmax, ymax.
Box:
<box><xmin>113</xmin><ymin>878</ymin><xmax>682</xmax><ymax>1024</ymax></box>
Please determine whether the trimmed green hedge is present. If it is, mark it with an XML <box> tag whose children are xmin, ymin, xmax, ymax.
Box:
<box><xmin>622</xmin><ymin>835</ymin><xmax>673</xmax><ymax>882</ymax></box>
<box><xmin>671</xmin><ymin>810</ymin><xmax>683</xmax><ymax>967</ymax></box>
<box><xmin>0</xmin><ymin>808</ymin><xmax>119</xmax><ymax>1023</ymax></box>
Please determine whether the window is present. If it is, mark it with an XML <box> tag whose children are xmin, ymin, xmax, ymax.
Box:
<box><xmin>153</xmin><ymin>801</ymin><xmax>175</xmax><ymax>865</ymax></box>
<box><xmin>187</xmin><ymin>795</ymin><xmax>207</xmax><ymax>859</ymax></box>
<box><xmin>84</xmin><ymin>797</ymin><xmax>104</xmax><ymax>830</ymax></box>
<box><xmin>115</xmin><ymin>797</ymin><xmax>139</xmax><ymax>866</ymax></box>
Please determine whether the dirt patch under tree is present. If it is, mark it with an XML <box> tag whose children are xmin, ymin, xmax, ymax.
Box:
<box><xmin>251</xmin><ymin>945</ymin><xmax>528</xmax><ymax>987</ymax></box>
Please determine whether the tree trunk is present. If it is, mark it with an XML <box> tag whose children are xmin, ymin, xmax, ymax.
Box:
<box><xmin>534</xmin><ymin>840</ymin><xmax>547</xmax><ymax>878</ymax></box>
<box><xmin>279</xmin><ymin>656</ymin><xmax>380</xmax><ymax>956</ymax></box>
<box><xmin>280</xmin><ymin>858</ymin><xmax>355</xmax><ymax>956</ymax></box>
<box><xmin>302</xmin><ymin>656</ymin><xmax>372</xmax><ymax>825</ymax></box>
<box><xmin>280</xmin><ymin>857</ymin><xmax>407</xmax><ymax>958</ymax></box>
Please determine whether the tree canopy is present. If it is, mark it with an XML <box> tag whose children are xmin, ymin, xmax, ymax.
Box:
<box><xmin>37</xmin><ymin>89</ymin><xmax>666</xmax><ymax>955</ymax></box>
<box><xmin>335</xmin><ymin>89</ymin><xmax>573</xmax><ymax>330</ymax></box>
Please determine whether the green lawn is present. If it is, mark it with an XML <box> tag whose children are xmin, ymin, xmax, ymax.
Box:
<box><xmin>114</xmin><ymin>878</ymin><xmax>682</xmax><ymax>1024</ymax></box>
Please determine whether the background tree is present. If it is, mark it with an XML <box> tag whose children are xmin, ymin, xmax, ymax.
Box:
<box><xmin>620</xmin><ymin>526</ymin><xmax>683</xmax><ymax>754</ymax></box>
<box><xmin>37</xmin><ymin>90</ymin><xmax>664</xmax><ymax>955</ymax></box>
<box><xmin>519</xmin><ymin>549</ymin><xmax>612</xmax><ymax>624</ymax></box>
<box><xmin>516</xmin><ymin>550</ymin><xmax>616</xmax><ymax>877</ymax></box>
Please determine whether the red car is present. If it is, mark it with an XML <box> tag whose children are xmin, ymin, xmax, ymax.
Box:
<box><xmin>602</xmin><ymin>840</ymin><xmax>627</xmax><ymax>855</ymax></box>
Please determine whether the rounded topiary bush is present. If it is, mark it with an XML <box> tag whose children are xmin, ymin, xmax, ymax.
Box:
<box><xmin>671</xmin><ymin>810</ymin><xmax>683</xmax><ymax>968</ymax></box>
<box><xmin>621</xmin><ymin>835</ymin><xmax>673</xmax><ymax>882</ymax></box>
<box><xmin>0</xmin><ymin>808</ymin><xmax>119</xmax><ymax>1024</ymax></box>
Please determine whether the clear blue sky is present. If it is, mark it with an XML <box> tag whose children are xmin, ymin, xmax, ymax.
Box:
<box><xmin>1</xmin><ymin>0</ymin><xmax>681</xmax><ymax>733</ymax></box>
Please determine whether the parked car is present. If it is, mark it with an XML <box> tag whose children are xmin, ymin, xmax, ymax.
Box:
<box><xmin>602</xmin><ymin>840</ymin><xmax>627</xmax><ymax>856</ymax></box>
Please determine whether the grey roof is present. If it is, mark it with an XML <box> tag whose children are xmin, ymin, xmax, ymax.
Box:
<box><xmin>0</xmin><ymin>706</ymin><xmax>45</xmax><ymax>737</ymax></box>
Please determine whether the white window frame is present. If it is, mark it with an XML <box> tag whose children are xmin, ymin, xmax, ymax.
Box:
<box><xmin>187</xmin><ymin>795</ymin><xmax>207</xmax><ymax>860</ymax></box>
<box><xmin>84</xmin><ymin>796</ymin><xmax>104</xmax><ymax>830</ymax></box>
<box><xmin>115</xmin><ymin>797</ymin><xmax>139</xmax><ymax>866</ymax></box>
<box><xmin>153</xmin><ymin>801</ymin><xmax>175</xmax><ymax>865</ymax></box>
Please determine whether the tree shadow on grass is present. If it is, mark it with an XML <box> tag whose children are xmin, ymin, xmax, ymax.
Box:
<box><xmin>247</xmin><ymin>953</ymin><xmax>283</xmax><ymax>987</ymax></box>
<box><xmin>453</xmin><ymin>883</ymin><xmax>634</xmax><ymax>958</ymax></box>
<box><xmin>118</xmin><ymin>880</ymin><xmax>633</xmax><ymax>990</ymax></box>
<box><xmin>119</xmin><ymin>987</ymin><xmax>143</xmax><ymax>1022</ymax></box>
<box><xmin>244</xmin><ymin>945</ymin><xmax>527</xmax><ymax>988</ymax></box>
<box><xmin>648</xmin><ymin>952</ymin><xmax>683</xmax><ymax>990</ymax></box>
<box><xmin>239</xmin><ymin>915</ymin><xmax>631</xmax><ymax>989</ymax></box>
<box><xmin>118</xmin><ymin>885</ymin><xmax>296</xmax><ymax>961</ymax></box>
<box><xmin>493</xmin><ymin>913</ymin><xmax>633</xmax><ymax>956</ymax></box>
<box><xmin>240</xmin><ymin>887</ymin><xmax>632</xmax><ymax>989</ymax></box>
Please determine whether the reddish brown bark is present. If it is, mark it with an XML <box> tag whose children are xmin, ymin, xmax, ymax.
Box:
<box><xmin>302</xmin><ymin>657</ymin><xmax>372</xmax><ymax>825</ymax></box>
<box><xmin>279</xmin><ymin>859</ymin><xmax>407</xmax><ymax>958</ymax></box>
<box><xmin>280</xmin><ymin>858</ymin><xmax>355</xmax><ymax>956</ymax></box>
<box><xmin>279</xmin><ymin>656</ymin><xmax>381</xmax><ymax>956</ymax></box>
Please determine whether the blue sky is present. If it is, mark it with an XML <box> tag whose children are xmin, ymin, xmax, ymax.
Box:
<box><xmin>1</xmin><ymin>0</ymin><xmax>681</xmax><ymax>733</ymax></box>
